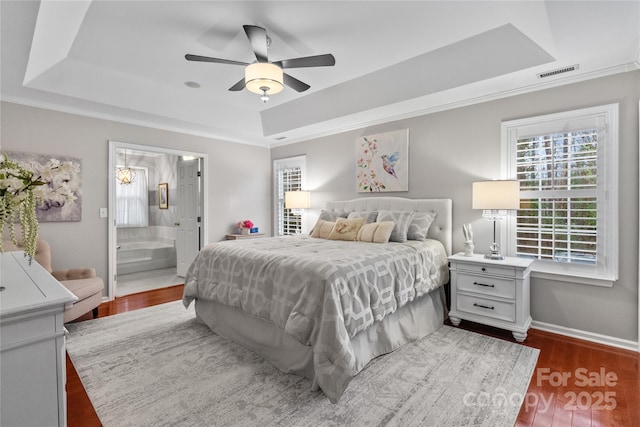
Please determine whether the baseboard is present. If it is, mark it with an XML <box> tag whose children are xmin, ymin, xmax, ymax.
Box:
<box><xmin>531</xmin><ymin>320</ymin><xmax>639</xmax><ymax>353</ymax></box>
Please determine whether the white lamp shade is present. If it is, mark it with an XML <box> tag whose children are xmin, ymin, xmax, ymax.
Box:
<box><xmin>245</xmin><ymin>63</ymin><xmax>284</xmax><ymax>95</ymax></box>
<box><xmin>285</xmin><ymin>191</ymin><xmax>311</xmax><ymax>209</ymax></box>
<box><xmin>472</xmin><ymin>180</ymin><xmax>520</xmax><ymax>209</ymax></box>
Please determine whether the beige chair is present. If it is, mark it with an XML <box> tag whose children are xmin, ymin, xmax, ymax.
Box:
<box><xmin>2</xmin><ymin>239</ymin><xmax>104</xmax><ymax>323</ymax></box>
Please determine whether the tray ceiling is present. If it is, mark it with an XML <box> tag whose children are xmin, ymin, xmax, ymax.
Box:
<box><xmin>1</xmin><ymin>1</ymin><xmax>638</xmax><ymax>146</ymax></box>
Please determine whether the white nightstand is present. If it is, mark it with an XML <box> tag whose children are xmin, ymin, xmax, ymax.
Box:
<box><xmin>225</xmin><ymin>233</ymin><xmax>266</xmax><ymax>240</ymax></box>
<box><xmin>448</xmin><ymin>253</ymin><xmax>533</xmax><ymax>342</ymax></box>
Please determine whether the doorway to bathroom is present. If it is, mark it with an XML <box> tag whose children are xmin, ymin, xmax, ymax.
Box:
<box><xmin>108</xmin><ymin>141</ymin><xmax>207</xmax><ymax>300</ymax></box>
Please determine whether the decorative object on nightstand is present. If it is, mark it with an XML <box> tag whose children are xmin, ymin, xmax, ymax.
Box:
<box><xmin>462</xmin><ymin>223</ymin><xmax>474</xmax><ymax>256</ymax></box>
<box><xmin>472</xmin><ymin>180</ymin><xmax>520</xmax><ymax>260</ymax></box>
<box><xmin>448</xmin><ymin>253</ymin><xmax>533</xmax><ymax>342</ymax></box>
<box><xmin>236</xmin><ymin>219</ymin><xmax>254</xmax><ymax>235</ymax></box>
<box><xmin>284</xmin><ymin>190</ymin><xmax>311</xmax><ymax>214</ymax></box>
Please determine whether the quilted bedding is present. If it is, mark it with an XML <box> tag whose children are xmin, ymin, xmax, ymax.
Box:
<box><xmin>182</xmin><ymin>234</ymin><xmax>449</xmax><ymax>402</ymax></box>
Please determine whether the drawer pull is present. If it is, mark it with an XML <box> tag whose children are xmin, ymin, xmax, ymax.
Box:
<box><xmin>473</xmin><ymin>303</ymin><xmax>495</xmax><ymax>310</ymax></box>
<box><xmin>473</xmin><ymin>281</ymin><xmax>495</xmax><ymax>288</ymax></box>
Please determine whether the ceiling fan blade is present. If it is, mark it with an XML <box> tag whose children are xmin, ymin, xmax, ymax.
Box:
<box><xmin>228</xmin><ymin>78</ymin><xmax>245</xmax><ymax>92</ymax></box>
<box><xmin>243</xmin><ymin>25</ymin><xmax>269</xmax><ymax>63</ymax></box>
<box><xmin>283</xmin><ymin>73</ymin><xmax>310</xmax><ymax>92</ymax></box>
<box><xmin>273</xmin><ymin>54</ymin><xmax>336</xmax><ymax>69</ymax></box>
<box><xmin>185</xmin><ymin>54</ymin><xmax>248</xmax><ymax>66</ymax></box>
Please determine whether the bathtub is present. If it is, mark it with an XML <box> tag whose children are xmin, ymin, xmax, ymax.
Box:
<box><xmin>117</xmin><ymin>240</ymin><xmax>176</xmax><ymax>275</ymax></box>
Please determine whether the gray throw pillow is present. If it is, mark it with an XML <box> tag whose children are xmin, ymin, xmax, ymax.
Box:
<box><xmin>318</xmin><ymin>209</ymin><xmax>349</xmax><ymax>222</ymax></box>
<box><xmin>347</xmin><ymin>211</ymin><xmax>378</xmax><ymax>224</ymax></box>
<box><xmin>407</xmin><ymin>211</ymin><xmax>437</xmax><ymax>241</ymax></box>
<box><xmin>376</xmin><ymin>210</ymin><xmax>415</xmax><ymax>243</ymax></box>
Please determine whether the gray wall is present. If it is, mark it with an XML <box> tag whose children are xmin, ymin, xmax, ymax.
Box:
<box><xmin>271</xmin><ymin>70</ymin><xmax>640</xmax><ymax>343</ymax></box>
<box><xmin>1</xmin><ymin>101</ymin><xmax>272</xmax><ymax>288</ymax></box>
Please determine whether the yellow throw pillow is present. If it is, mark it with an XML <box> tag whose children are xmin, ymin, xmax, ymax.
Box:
<box><xmin>327</xmin><ymin>217</ymin><xmax>365</xmax><ymax>241</ymax></box>
<box><xmin>357</xmin><ymin>221</ymin><xmax>395</xmax><ymax>243</ymax></box>
<box><xmin>310</xmin><ymin>219</ymin><xmax>336</xmax><ymax>239</ymax></box>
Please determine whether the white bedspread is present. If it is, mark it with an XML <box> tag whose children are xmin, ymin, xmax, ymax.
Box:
<box><xmin>183</xmin><ymin>235</ymin><xmax>449</xmax><ymax>402</ymax></box>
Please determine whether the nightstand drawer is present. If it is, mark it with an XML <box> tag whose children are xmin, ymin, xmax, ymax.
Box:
<box><xmin>457</xmin><ymin>294</ymin><xmax>515</xmax><ymax>323</ymax></box>
<box><xmin>457</xmin><ymin>273</ymin><xmax>515</xmax><ymax>299</ymax></box>
<box><xmin>456</xmin><ymin>262</ymin><xmax>516</xmax><ymax>278</ymax></box>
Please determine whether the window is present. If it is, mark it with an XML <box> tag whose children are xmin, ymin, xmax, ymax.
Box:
<box><xmin>115</xmin><ymin>167</ymin><xmax>149</xmax><ymax>227</ymax></box>
<box><xmin>503</xmin><ymin>104</ymin><xmax>618</xmax><ymax>286</ymax></box>
<box><xmin>273</xmin><ymin>156</ymin><xmax>306</xmax><ymax>236</ymax></box>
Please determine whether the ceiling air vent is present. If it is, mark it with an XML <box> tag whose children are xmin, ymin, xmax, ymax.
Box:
<box><xmin>537</xmin><ymin>64</ymin><xmax>579</xmax><ymax>79</ymax></box>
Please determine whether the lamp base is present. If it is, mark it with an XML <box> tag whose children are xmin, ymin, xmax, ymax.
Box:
<box><xmin>484</xmin><ymin>242</ymin><xmax>505</xmax><ymax>260</ymax></box>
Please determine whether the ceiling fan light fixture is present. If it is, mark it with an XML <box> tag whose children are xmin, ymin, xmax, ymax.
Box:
<box><xmin>260</xmin><ymin>88</ymin><xmax>270</xmax><ymax>103</ymax></box>
<box><xmin>245</xmin><ymin>62</ymin><xmax>283</xmax><ymax>97</ymax></box>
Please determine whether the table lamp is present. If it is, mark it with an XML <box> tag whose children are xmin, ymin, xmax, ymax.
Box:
<box><xmin>472</xmin><ymin>180</ymin><xmax>520</xmax><ymax>260</ymax></box>
<box><xmin>284</xmin><ymin>191</ymin><xmax>311</xmax><ymax>214</ymax></box>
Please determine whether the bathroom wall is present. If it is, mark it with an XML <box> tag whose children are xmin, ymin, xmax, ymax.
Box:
<box><xmin>115</xmin><ymin>150</ymin><xmax>178</xmax><ymax>245</ymax></box>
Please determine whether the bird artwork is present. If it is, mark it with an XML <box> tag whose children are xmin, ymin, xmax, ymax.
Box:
<box><xmin>356</xmin><ymin>130</ymin><xmax>408</xmax><ymax>193</ymax></box>
<box><xmin>380</xmin><ymin>152</ymin><xmax>400</xmax><ymax>180</ymax></box>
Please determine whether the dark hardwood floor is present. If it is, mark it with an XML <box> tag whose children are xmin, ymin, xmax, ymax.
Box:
<box><xmin>66</xmin><ymin>285</ymin><xmax>639</xmax><ymax>427</ymax></box>
<box><xmin>449</xmin><ymin>320</ymin><xmax>640</xmax><ymax>427</ymax></box>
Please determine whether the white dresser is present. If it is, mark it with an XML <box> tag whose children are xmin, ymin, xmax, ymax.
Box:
<box><xmin>0</xmin><ymin>251</ymin><xmax>77</xmax><ymax>427</ymax></box>
<box><xmin>448</xmin><ymin>253</ymin><xmax>533</xmax><ymax>342</ymax></box>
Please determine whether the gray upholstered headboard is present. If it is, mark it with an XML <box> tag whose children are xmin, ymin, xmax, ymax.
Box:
<box><xmin>325</xmin><ymin>197</ymin><xmax>453</xmax><ymax>255</ymax></box>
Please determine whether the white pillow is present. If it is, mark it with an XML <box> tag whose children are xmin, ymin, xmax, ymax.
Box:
<box><xmin>327</xmin><ymin>217</ymin><xmax>365</xmax><ymax>241</ymax></box>
<box><xmin>356</xmin><ymin>221</ymin><xmax>395</xmax><ymax>243</ymax></box>
<box><xmin>310</xmin><ymin>210</ymin><xmax>348</xmax><ymax>235</ymax></box>
<box><xmin>310</xmin><ymin>219</ymin><xmax>335</xmax><ymax>239</ymax></box>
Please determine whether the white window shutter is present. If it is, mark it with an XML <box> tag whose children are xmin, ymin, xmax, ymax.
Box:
<box><xmin>502</xmin><ymin>104</ymin><xmax>618</xmax><ymax>285</ymax></box>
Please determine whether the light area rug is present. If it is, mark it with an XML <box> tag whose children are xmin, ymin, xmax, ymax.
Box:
<box><xmin>66</xmin><ymin>301</ymin><xmax>539</xmax><ymax>427</ymax></box>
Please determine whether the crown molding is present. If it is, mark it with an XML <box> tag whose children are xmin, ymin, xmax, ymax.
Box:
<box><xmin>269</xmin><ymin>63</ymin><xmax>638</xmax><ymax>148</ymax></box>
<box><xmin>1</xmin><ymin>62</ymin><xmax>637</xmax><ymax>150</ymax></box>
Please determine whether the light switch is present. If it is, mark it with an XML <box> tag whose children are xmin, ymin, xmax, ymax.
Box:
<box><xmin>99</xmin><ymin>208</ymin><xmax>108</xmax><ymax>218</ymax></box>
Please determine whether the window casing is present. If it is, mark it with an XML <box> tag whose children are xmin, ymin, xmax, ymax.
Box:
<box><xmin>273</xmin><ymin>156</ymin><xmax>306</xmax><ymax>236</ymax></box>
<box><xmin>502</xmin><ymin>104</ymin><xmax>618</xmax><ymax>286</ymax></box>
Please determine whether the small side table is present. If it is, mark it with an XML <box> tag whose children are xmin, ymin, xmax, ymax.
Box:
<box><xmin>448</xmin><ymin>253</ymin><xmax>533</xmax><ymax>342</ymax></box>
<box><xmin>225</xmin><ymin>233</ymin><xmax>266</xmax><ymax>240</ymax></box>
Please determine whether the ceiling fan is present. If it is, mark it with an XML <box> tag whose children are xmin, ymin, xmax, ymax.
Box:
<box><xmin>185</xmin><ymin>25</ymin><xmax>335</xmax><ymax>102</ymax></box>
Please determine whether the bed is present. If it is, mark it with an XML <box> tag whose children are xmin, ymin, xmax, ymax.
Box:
<box><xmin>183</xmin><ymin>197</ymin><xmax>452</xmax><ymax>403</ymax></box>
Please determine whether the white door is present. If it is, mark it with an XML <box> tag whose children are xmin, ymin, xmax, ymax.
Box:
<box><xmin>176</xmin><ymin>158</ymin><xmax>200</xmax><ymax>277</ymax></box>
